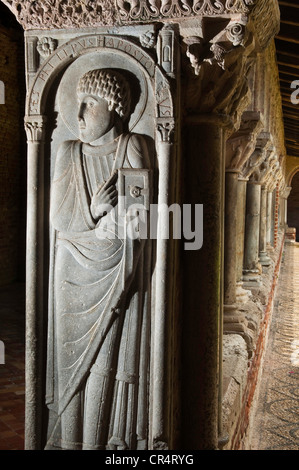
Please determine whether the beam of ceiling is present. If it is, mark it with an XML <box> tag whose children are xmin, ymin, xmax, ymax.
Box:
<box><xmin>275</xmin><ymin>0</ymin><xmax>299</xmax><ymax>158</ymax></box>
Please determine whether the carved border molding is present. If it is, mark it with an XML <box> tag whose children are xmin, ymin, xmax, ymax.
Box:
<box><xmin>1</xmin><ymin>0</ymin><xmax>256</xmax><ymax>30</ymax></box>
<box><xmin>116</xmin><ymin>0</ymin><xmax>256</xmax><ymax>21</ymax></box>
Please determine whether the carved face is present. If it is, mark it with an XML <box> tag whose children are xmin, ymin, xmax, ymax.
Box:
<box><xmin>77</xmin><ymin>93</ymin><xmax>114</xmax><ymax>144</ymax></box>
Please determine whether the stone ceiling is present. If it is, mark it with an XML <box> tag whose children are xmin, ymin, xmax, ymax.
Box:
<box><xmin>275</xmin><ymin>1</ymin><xmax>299</xmax><ymax>158</ymax></box>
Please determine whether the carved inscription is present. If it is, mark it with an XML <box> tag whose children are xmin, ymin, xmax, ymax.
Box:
<box><xmin>28</xmin><ymin>35</ymin><xmax>156</xmax><ymax>116</ymax></box>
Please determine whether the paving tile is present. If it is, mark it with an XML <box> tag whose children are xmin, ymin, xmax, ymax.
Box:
<box><xmin>250</xmin><ymin>243</ymin><xmax>299</xmax><ymax>450</ymax></box>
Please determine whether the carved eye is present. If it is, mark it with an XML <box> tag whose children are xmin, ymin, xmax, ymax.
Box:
<box><xmin>88</xmin><ymin>101</ymin><xmax>94</xmax><ymax>108</ymax></box>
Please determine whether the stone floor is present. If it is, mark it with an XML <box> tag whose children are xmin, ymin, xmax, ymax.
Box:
<box><xmin>0</xmin><ymin>282</ymin><xmax>25</xmax><ymax>451</ymax></box>
<box><xmin>249</xmin><ymin>242</ymin><xmax>299</xmax><ymax>450</ymax></box>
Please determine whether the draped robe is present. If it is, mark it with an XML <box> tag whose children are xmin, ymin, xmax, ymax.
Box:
<box><xmin>45</xmin><ymin>132</ymin><xmax>151</xmax><ymax>450</ymax></box>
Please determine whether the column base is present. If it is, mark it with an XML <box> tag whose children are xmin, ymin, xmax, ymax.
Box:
<box><xmin>259</xmin><ymin>251</ymin><xmax>271</xmax><ymax>266</ymax></box>
<box><xmin>223</xmin><ymin>304</ymin><xmax>247</xmax><ymax>334</ymax></box>
<box><xmin>242</xmin><ymin>270</ymin><xmax>261</xmax><ymax>288</ymax></box>
<box><xmin>218</xmin><ymin>434</ymin><xmax>229</xmax><ymax>450</ymax></box>
<box><xmin>236</xmin><ymin>281</ymin><xmax>251</xmax><ymax>304</ymax></box>
<box><xmin>223</xmin><ymin>304</ymin><xmax>254</xmax><ymax>354</ymax></box>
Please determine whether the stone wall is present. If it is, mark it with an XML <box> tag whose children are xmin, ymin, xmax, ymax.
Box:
<box><xmin>0</xmin><ymin>15</ymin><xmax>26</xmax><ymax>286</ymax></box>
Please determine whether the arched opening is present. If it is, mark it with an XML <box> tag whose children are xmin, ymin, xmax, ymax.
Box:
<box><xmin>287</xmin><ymin>170</ymin><xmax>299</xmax><ymax>241</ymax></box>
<box><xmin>0</xmin><ymin>1</ymin><xmax>26</xmax><ymax>451</ymax></box>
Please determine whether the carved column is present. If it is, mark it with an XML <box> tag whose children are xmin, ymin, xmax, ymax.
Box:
<box><xmin>235</xmin><ymin>176</ymin><xmax>250</xmax><ymax>302</ymax></box>
<box><xmin>281</xmin><ymin>186</ymin><xmax>292</xmax><ymax>229</ymax></box>
<box><xmin>182</xmin><ymin>12</ymin><xmax>257</xmax><ymax>448</ymax></box>
<box><xmin>259</xmin><ymin>184</ymin><xmax>271</xmax><ymax>267</ymax></box>
<box><xmin>266</xmin><ymin>167</ymin><xmax>280</xmax><ymax>250</ymax></box>
<box><xmin>224</xmin><ymin>168</ymin><xmax>239</xmax><ymax>308</ymax></box>
<box><xmin>182</xmin><ymin>114</ymin><xmax>227</xmax><ymax>450</ymax></box>
<box><xmin>24</xmin><ymin>115</ymin><xmax>47</xmax><ymax>450</ymax></box>
<box><xmin>266</xmin><ymin>189</ymin><xmax>274</xmax><ymax>249</ymax></box>
<box><xmin>224</xmin><ymin>111</ymin><xmax>262</xmax><ymax>314</ymax></box>
<box><xmin>243</xmin><ymin>178</ymin><xmax>262</xmax><ymax>287</ymax></box>
<box><xmin>242</xmin><ymin>134</ymin><xmax>270</xmax><ymax>288</ymax></box>
<box><xmin>258</xmin><ymin>153</ymin><xmax>277</xmax><ymax>267</ymax></box>
<box><xmin>152</xmin><ymin>117</ymin><xmax>175</xmax><ymax>449</ymax></box>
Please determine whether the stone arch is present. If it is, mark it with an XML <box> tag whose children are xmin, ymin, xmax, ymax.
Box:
<box><xmin>286</xmin><ymin>168</ymin><xmax>299</xmax><ymax>241</ymax></box>
<box><xmin>286</xmin><ymin>165</ymin><xmax>299</xmax><ymax>187</ymax></box>
<box><xmin>25</xmin><ymin>34</ymin><xmax>171</xmax><ymax>118</ymax></box>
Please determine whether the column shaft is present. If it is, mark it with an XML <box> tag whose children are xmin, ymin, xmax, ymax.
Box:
<box><xmin>182</xmin><ymin>122</ymin><xmax>224</xmax><ymax>449</ymax></box>
<box><xmin>266</xmin><ymin>191</ymin><xmax>273</xmax><ymax>247</ymax></box>
<box><xmin>235</xmin><ymin>178</ymin><xmax>250</xmax><ymax>303</ymax></box>
<box><xmin>243</xmin><ymin>181</ymin><xmax>262</xmax><ymax>287</ymax></box>
<box><xmin>259</xmin><ymin>186</ymin><xmax>271</xmax><ymax>266</ymax></box>
<box><xmin>25</xmin><ymin>139</ymin><xmax>45</xmax><ymax>450</ymax></box>
<box><xmin>224</xmin><ymin>171</ymin><xmax>239</xmax><ymax>306</ymax></box>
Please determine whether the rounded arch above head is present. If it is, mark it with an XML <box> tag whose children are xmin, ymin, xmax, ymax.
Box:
<box><xmin>58</xmin><ymin>55</ymin><xmax>150</xmax><ymax>137</ymax></box>
<box><xmin>26</xmin><ymin>34</ymin><xmax>168</xmax><ymax>119</ymax></box>
<box><xmin>286</xmin><ymin>165</ymin><xmax>299</xmax><ymax>187</ymax></box>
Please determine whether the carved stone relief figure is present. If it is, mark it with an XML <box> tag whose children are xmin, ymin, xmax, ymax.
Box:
<box><xmin>45</xmin><ymin>66</ymin><xmax>152</xmax><ymax>450</ymax></box>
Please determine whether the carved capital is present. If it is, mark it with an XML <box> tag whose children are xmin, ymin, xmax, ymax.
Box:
<box><xmin>24</xmin><ymin>115</ymin><xmax>47</xmax><ymax>142</ymax></box>
<box><xmin>282</xmin><ymin>187</ymin><xmax>292</xmax><ymax>200</ymax></box>
<box><xmin>183</xmin><ymin>18</ymin><xmax>255</xmax><ymax>130</ymax></box>
<box><xmin>183</xmin><ymin>16</ymin><xmax>249</xmax><ymax>76</ymax></box>
<box><xmin>156</xmin><ymin>118</ymin><xmax>175</xmax><ymax>143</ymax></box>
<box><xmin>226</xmin><ymin>110</ymin><xmax>263</xmax><ymax>171</ymax></box>
<box><xmin>242</xmin><ymin>132</ymin><xmax>271</xmax><ymax>181</ymax></box>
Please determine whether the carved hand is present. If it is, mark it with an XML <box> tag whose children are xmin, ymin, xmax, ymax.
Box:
<box><xmin>91</xmin><ymin>171</ymin><xmax>118</xmax><ymax>220</ymax></box>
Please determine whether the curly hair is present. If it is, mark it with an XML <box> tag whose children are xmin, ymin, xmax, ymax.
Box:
<box><xmin>77</xmin><ymin>68</ymin><xmax>131</xmax><ymax>119</ymax></box>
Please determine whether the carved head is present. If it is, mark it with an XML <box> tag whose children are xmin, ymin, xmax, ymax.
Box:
<box><xmin>76</xmin><ymin>69</ymin><xmax>132</xmax><ymax>144</ymax></box>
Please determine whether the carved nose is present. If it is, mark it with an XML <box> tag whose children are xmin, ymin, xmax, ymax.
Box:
<box><xmin>78</xmin><ymin>103</ymin><xmax>85</xmax><ymax>121</ymax></box>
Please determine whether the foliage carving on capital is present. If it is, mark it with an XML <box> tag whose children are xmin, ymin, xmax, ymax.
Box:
<box><xmin>226</xmin><ymin>110</ymin><xmax>263</xmax><ymax>172</ymax></box>
<box><xmin>241</xmin><ymin>133</ymin><xmax>271</xmax><ymax>181</ymax></box>
<box><xmin>24</xmin><ymin>115</ymin><xmax>47</xmax><ymax>142</ymax></box>
<box><xmin>156</xmin><ymin>118</ymin><xmax>175</xmax><ymax>143</ymax></box>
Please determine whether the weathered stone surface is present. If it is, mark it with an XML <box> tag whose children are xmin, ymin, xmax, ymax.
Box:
<box><xmin>222</xmin><ymin>334</ymin><xmax>248</xmax><ymax>447</ymax></box>
<box><xmin>22</xmin><ymin>23</ymin><xmax>179</xmax><ymax>450</ymax></box>
<box><xmin>1</xmin><ymin>1</ymin><xmax>257</xmax><ymax>30</ymax></box>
